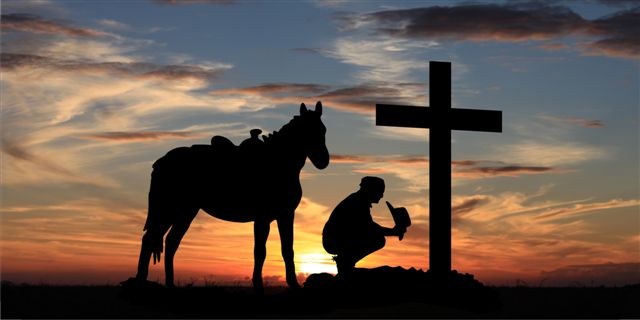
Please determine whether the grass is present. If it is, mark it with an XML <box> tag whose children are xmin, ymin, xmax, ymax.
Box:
<box><xmin>2</xmin><ymin>281</ymin><xmax>639</xmax><ymax>319</ymax></box>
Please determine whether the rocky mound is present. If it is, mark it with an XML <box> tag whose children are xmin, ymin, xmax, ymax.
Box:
<box><xmin>303</xmin><ymin>266</ymin><xmax>501</xmax><ymax>312</ymax></box>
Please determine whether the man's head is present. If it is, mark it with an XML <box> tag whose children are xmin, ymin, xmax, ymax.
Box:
<box><xmin>359</xmin><ymin>176</ymin><xmax>385</xmax><ymax>204</ymax></box>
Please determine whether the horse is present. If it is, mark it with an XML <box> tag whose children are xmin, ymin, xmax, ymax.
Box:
<box><xmin>133</xmin><ymin>101</ymin><xmax>329</xmax><ymax>293</ymax></box>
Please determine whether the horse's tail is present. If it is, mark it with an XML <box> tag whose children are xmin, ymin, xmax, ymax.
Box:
<box><xmin>143</xmin><ymin>207</ymin><xmax>164</xmax><ymax>264</ymax></box>
<box><xmin>143</xmin><ymin>152</ymin><xmax>179</xmax><ymax>264</ymax></box>
<box><xmin>142</xmin><ymin>145</ymin><xmax>196</xmax><ymax>263</ymax></box>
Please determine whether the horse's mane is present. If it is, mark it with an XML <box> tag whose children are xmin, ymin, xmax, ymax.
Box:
<box><xmin>262</xmin><ymin>115</ymin><xmax>302</xmax><ymax>145</ymax></box>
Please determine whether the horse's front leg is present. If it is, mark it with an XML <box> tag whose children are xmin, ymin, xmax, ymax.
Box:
<box><xmin>277</xmin><ymin>212</ymin><xmax>300</xmax><ymax>289</ymax></box>
<box><xmin>252</xmin><ymin>219</ymin><xmax>270</xmax><ymax>294</ymax></box>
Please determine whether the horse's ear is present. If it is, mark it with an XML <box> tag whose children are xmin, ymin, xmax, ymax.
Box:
<box><xmin>300</xmin><ymin>103</ymin><xmax>308</xmax><ymax>114</ymax></box>
<box><xmin>315</xmin><ymin>101</ymin><xmax>322</xmax><ymax>116</ymax></box>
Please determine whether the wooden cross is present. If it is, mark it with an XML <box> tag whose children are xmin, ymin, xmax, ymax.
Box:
<box><xmin>376</xmin><ymin>61</ymin><xmax>502</xmax><ymax>274</ymax></box>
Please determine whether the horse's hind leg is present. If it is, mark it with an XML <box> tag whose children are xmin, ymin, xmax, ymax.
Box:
<box><xmin>165</xmin><ymin>207</ymin><xmax>198</xmax><ymax>288</ymax></box>
<box><xmin>277</xmin><ymin>212</ymin><xmax>300</xmax><ymax>289</ymax></box>
<box><xmin>252</xmin><ymin>219</ymin><xmax>270</xmax><ymax>294</ymax></box>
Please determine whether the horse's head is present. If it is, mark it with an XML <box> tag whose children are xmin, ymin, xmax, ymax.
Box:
<box><xmin>298</xmin><ymin>101</ymin><xmax>329</xmax><ymax>169</ymax></box>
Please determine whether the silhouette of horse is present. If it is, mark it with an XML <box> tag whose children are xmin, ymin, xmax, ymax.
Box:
<box><xmin>134</xmin><ymin>102</ymin><xmax>329</xmax><ymax>293</ymax></box>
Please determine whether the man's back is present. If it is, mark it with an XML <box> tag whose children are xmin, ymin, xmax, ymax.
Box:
<box><xmin>323</xmin><ymin>191</ymin><xmax>376</xmax><ymax>253</ymax></box>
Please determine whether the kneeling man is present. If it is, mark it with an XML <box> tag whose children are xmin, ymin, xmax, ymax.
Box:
<box><xmin>323</xmin><ymin>176</ymin><xmax>407</xmax><ymax>275</ymax></box>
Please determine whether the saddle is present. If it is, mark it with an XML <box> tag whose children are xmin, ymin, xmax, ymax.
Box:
<box><xmin>210</xmin><ymin>128</ymin><xmax>265</xmax><ymax>156</ymax></box>
<box><xmin>152</xmin><ymin>129</ymin><xmax>265</xmax><ymax>172</ymax></box>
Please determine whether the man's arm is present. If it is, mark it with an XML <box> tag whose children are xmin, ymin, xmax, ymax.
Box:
<box><xmin>376</xmin><ymin>223</ymin><xmax>406</xmax><ymax>238</ymax></box>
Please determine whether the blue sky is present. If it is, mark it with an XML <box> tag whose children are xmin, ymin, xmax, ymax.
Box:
<box><xmin>1</xmin><ymin>0</ymin><xmax>638</xmax><ymax>286</ymax></box>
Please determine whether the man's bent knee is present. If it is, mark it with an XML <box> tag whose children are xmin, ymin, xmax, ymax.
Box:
<box><xmin>373</xmin><ymin>235</ymin><xmax>386</xmax><ymax>251</ymax></box>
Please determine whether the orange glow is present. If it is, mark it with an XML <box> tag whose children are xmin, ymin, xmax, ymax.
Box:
<box><xmin>298</xmin><ymin>253</ymin><xmax>337</xmax><ymax>275</ymax></box>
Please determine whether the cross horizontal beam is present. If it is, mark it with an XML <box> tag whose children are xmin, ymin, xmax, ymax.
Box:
<box><xmin>376</xmin><ymin>104</ymin><xmax>502</xmax><ymax>133</ymax></box>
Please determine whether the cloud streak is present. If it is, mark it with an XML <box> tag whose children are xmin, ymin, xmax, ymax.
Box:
<box><xmin>1</xmin><ymin>53</ymin><xmax>230</xmax><ymax>84</ymax></box>
<box><xmin>539</xmin><ymin>115</ymin><xmax>605</xmax><ymax>128</ymax></box>
<box><xmin>212</xmin><ymin>82</ymin><xmax>427</xmax><ymax>115</ymax></box>
<box><xmin>454</xmin><ymin>165</ymin><xmax>562</xmax><ymax>178</ymax></box>
<box><xmin>80</xmin><ymin>131</ymin><xmax>202</xmax><ymax>142</ymax></box>
<box><xmin>2</xmin><ymin>138</ymin><xmax>76</xmax><ymax>177</ymax></box>
<box><xmin>534</xmin><ymin>198</ymin><xmax>640</xmax><ymax>220</ymax></box>
<box><xmin>214</xmin><ymin>83</ymin><xmax>330</xmax><ymax>95</ymax></box>
<box><xmin>1</xmin><ymin>13</ymin><xmax>106</xmax><ymax>37</ymax></box>
<box><xmin>332</xmin><ymin>154</ymin><xmax>562</xmax><ymax>179</ymax></box>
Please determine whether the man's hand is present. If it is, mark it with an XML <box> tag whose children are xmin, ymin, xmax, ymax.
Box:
<box><xmin>393</xmin><ymin>225</ymin><xmax>407</xmax><ymax>241</ymax></box>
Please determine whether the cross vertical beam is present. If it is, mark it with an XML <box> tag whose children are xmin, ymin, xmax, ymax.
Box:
<box><xmin>429</xmin><ymin>61</ymin><xmax>451</xmax><ymax>274</ymax></box>
<box><xmin>375</xmin><ymin>60</ymin><xmax>502</xmax><ymax>276</ymax></box>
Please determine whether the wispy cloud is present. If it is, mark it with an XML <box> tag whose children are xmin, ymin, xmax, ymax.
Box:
<box><xmin>1</xmin><ymin>13</ymin><xmax>107</xmax><ymax>37</ymax></box>
<box><xmin>0</xmin><ymin>14</ymin><xmax>259</xmax><ymax>190</ymax></box>
<box><xmin>534</xmin><ymin>198</ymin><xmax>640</xmax><ymax>220</ymax></box>
<box><xmin>446</xmin><ymin>185</ymin><xmax>640</xmax><ymax>282</ymax></box>
<box><xmin>330</xmin><ymin>154</ymin><xmax>565</xmax><ymax>192</ymax></box>
<box><xmin>96</xmin><ymin>19</ymin><xmax>130</xmax><ymax>31</ymax></box>
<box><xmin>2</xmin><ymin>53</ymin><xmax>230</xmax><ymax>84</ymax></box>
<box><xmin>499</xmin><ymin>141</ymin><xmax>605</xmax><ymax>166</ymax></box>
<box><xmin>212</xmin><ymin>82</ymin><xmax>427</xmax><ymax>115</ymax></box>
<box><xmin>539</xmin><ymin>114</ymin><xmax>605</xmax><ymax>128</ymax></box>
<box><xmin>80</xmin><ymin>131</ymin><xmax>203</xmax><ymax>142</ymax></box>
<box><xmin>2</xmin><ymin>138</ymin><xmax>76</xmax><ymax>177</ymax></box>
<box><xmin>326</xmin><ymin>37</ymin><xmax>435</xmax><ymax>83</ymax></box>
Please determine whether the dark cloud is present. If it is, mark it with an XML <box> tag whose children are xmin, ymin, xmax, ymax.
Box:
<box><xmin>317</xmin><ymin>85</ymin><xmax>402</xmax><ymax>99</ymax></box>
<box><xmin>540</xmin><ymin>115</ymin><xmax>605</xmax><ymax>128</ymax></box>
<box><xmin>332</xmin><ymin>154</ymin><xmax>558</xmax><ymax>178</ymax></box>
<box><xmin>330</xmin><ymin>154</ymin><xmax>369</xmax><ymax>163</ymax></box>
<box><xmin>330</xmin><ymin>154</ymin><xmax>427</xmax><ymax>165</ymax></box>
<box><xmin>455</xmin><ymin>165</ymin><xmax>559</xmax><ymax>178</ymax></box>
<box><xmin>1</xmin><ymin>53</ymin><xmax>225</xmax><ymax>82</ymax></box>
<box><xmin>81</xmin><ymin>131</ymin><xmax>199</xmax><ymax>142</ymax></box>
<box><xmin>582</xmin><ymin>7</ymin><xmax>640</xmax><ymax>58</ymax></box>
<box><xmin>363</xmin><ymin>3</ymin><xmax>586</xmax><ymax>42</ymax></box>
<box><xmin>214</xmin><ymin>83</ymin><xmax>330</xmax><ymax>95</ymax></box>
<box><xmin>1</xmin><ymin>13</ymin><xmax>106</xmax><ymax>37</ymax></box>
<box><xmin>452</xmin><ymin>160</ymin><xmax>479</xmax><ymax>167</ymax></box>
<box><xmin>346</xmin><ymin>3</ymin><xmax>639</xmax><ymax>59</ymax></box>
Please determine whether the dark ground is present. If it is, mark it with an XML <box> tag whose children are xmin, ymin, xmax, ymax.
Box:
<box><xmin>3</xmin><ymin>282</ymin><xmax>639</xmax><ymax>318</ymax></box>
<box><xmin>3</xmin><ymin>266</ymin><xmax>640</xmax><ymax>319</ymax></box>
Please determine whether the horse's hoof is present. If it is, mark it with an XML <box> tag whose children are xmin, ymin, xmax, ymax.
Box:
<box><xmin>253</xmin><ymin>285</ymin><xmax>265</xmax><ymax>296</ymax></box>
<box><xmin>120</xmin><ymin>277</ymin><xmax>164</xmax><ymax>290</ymax></box>
<box><xmin>288</xmin><ymin>283</ymin><xmax>301</xmax><ymax>291</ymax></box>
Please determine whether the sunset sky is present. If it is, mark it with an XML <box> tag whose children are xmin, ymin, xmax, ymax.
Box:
<box><xmin>1</xmin><ymin>0</ymin><xmax>638</xmax><ymax>287</ymax></box>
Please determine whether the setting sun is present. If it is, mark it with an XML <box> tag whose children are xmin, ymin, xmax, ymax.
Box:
<box><xmin>299</xmin><ymin>253</ymin><xmax>336</xmax><ymax>275</ymax></box>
